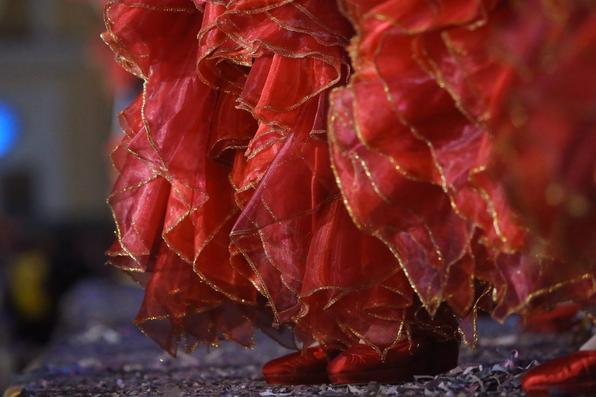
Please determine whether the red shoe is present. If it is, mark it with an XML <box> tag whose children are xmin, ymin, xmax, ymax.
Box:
<box><xmin>522</xmin><ymin>351</ymin><xmax>596</xmax><ymax>396</ymax></box>
<box><xmin>327</xmin><ymin>337</ymin><xmax>459</xmax><ymax>384</ymax></box>
<box><xmin>262</xmin><ymin>347</ymin><xmax>332</xmax><ymax>384</ymax></box>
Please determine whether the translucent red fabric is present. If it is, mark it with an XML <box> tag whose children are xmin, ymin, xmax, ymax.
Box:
<box><xmin>490</xmin><ymin>0</ymin><xmax>596</xmax><ymax>268</ymax></box>
<box><xmin>104</xmin><ymin>0</ymin><xmax>595</xmax><ymax>355</ymax></box>
<box><xmin>328</xmin><ymin>0</ymin><xmax>595</xmax><ymax>333</ymax></box>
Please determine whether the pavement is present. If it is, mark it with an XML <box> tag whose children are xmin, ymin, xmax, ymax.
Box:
<box><xmin>4</xmin><ymin>279</ymin><xmax>589</xmax><ymax>396</ymax></box>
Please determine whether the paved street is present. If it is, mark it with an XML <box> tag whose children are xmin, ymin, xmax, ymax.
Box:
<box><xmin>5</xmin><ymin>279</ymin><xmax>587</xmax><ymax>396</ymax></box>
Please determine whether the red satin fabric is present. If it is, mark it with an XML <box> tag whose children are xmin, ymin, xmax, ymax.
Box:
<box><xmin>522</xmin><ymin>351</ymin><xmax>596</xmax><ymax>396</ymax></box>
<box><xmin>327</xmin><ymin>337</ymin><xmax>459</xmax><ymax>384</ymax></box>
<box><xmin>262</xmin><ymin>336</ymin><xmax>459</xmax><ymax>385</ymax></box>
<box><xmin>262</xmin><ymin>346</ymin><xmax>331</xmax><ymax>385</ymax></box>
<box><xmin>104</xmin><ymin>0</ymin><xmax>595</xmax><ymax>356</ymax></box>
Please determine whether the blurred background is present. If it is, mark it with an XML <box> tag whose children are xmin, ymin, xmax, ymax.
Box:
<box><xmin>0</xmin><ymin>0</ymin><xmax>138</xmax><ymax>390</ymax></box>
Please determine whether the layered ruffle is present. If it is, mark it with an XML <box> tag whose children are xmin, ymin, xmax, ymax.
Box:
<box><xmin>490</xmin><ymin>0</ymin><xmax>596</xmax><ymax>268</ymax></box>
<box><xmin>328</xmin><ymin>0</ymin><xmax>594</xmax><ymax>340</ymax></box>
<box><xmin>104</xmin><ymin>0</ymin><xmax>595</xmax><ymax>356</ymax></box>
<box><xmin>104</xmin><ymin>0</ymin><xmax>258</xmax><ymax>354</ymax></box>
<box><xmin>104</xmin><ymin>0</ymin><xmax>434</xmax><ymax>354</ymax></box>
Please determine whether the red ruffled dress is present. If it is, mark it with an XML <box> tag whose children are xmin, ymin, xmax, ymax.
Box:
<box><xmin>489</xmin><ymin>1</ymin><xmax>596</xmax><ymax>393</ymax></box>
<box><xmin>103</xmin><ymin>0</ymin><xmax>595</xmax><ymax>387</ymax></box>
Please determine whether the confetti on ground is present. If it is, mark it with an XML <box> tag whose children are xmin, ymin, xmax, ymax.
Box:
<box><xmin>6</xmin><ymin>280</ymin><xmax>590</xmax><ymax>397</ymax></box>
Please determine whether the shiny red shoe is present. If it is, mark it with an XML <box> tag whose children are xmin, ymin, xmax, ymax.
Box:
<box><xmin>262</xmin><ymin>347</ymin><xmax>332</xmax><ymax>384</ymax></box>
<box><xmin>522</xmin><ymin>351</ymin><xmax>596</xmax><ymax>396</ymax></box>
<box><xmin>327</xmin><ymin>337</ymin><xmax>459</xmax><ymax>384</ymax></box>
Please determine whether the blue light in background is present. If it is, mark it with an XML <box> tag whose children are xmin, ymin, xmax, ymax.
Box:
<box><xmin>0</xmin><ymin>101</ymin><xmax>20</xmax><ymax>158</ymax></box>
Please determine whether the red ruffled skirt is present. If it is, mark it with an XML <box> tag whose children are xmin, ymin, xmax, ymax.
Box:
<box><xmin>104</xmin><ymin>0</ymin><xmax>595</xmax><ymax>355</ymax></box>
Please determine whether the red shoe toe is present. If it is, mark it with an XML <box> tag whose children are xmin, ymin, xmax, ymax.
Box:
<box><xmin>262</xmin><ymin>347</ymin><xmax>331</xmax><ymax>385</ymax></box>
<box><xmin>522</xmin><ymin>351</ymin><xmax>596</xmax><ymax>396</ymax></box>
<box><xmin>327</xmin><ymin>342</ymin><xmax>416</xmax><ymax>384</ymax></box>
<box><xmin>327</xmin><ymin>338</ymin><xmax>459</xmax><ymax>384</ymax></box>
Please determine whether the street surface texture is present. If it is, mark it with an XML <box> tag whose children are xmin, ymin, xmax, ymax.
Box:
<box><xmin>5</xmin><ymin>279</ymin><xmax>589</xmax><ymax>396</ymax></box>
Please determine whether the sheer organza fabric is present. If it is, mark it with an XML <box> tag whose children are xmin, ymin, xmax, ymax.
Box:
<box><xmin>104</xmin><ymin>0</ymin><xmax>595</xmax><ymax>355</ymax></box>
